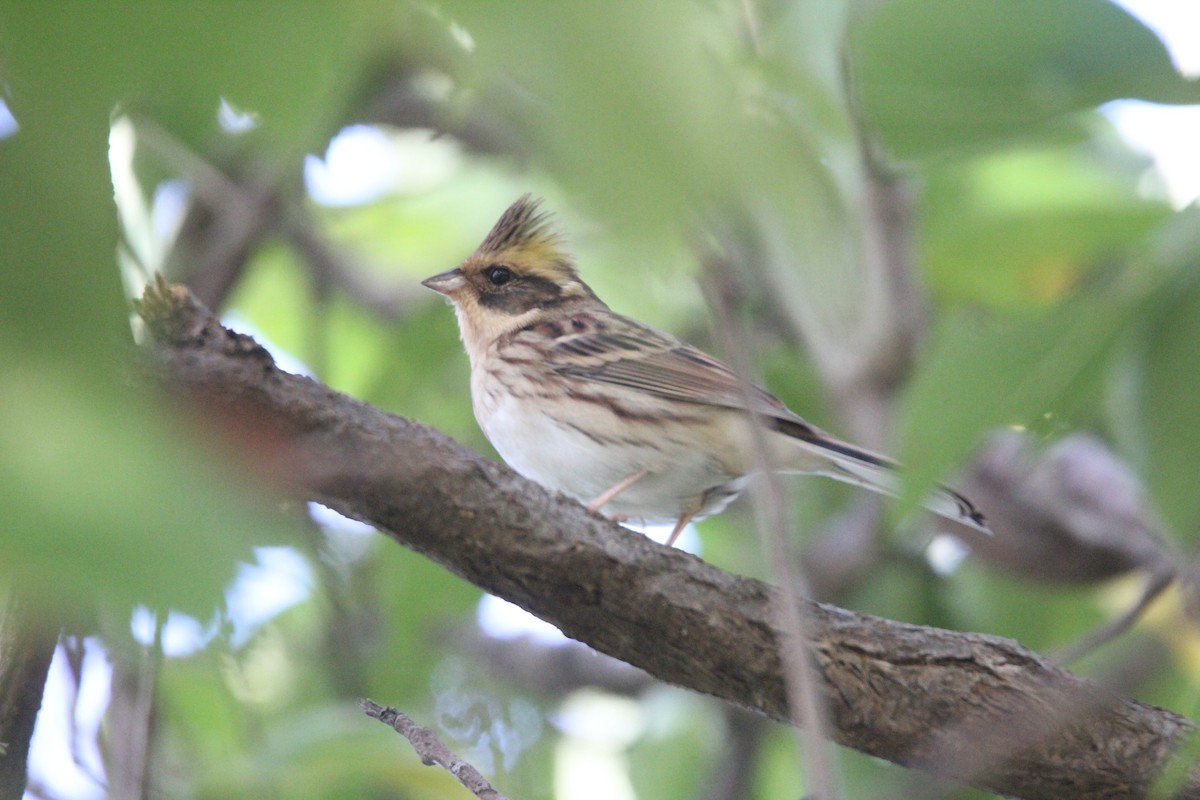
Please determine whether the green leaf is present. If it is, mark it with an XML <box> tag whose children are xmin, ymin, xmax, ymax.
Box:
<box><xmin>897</xmin><ymin>290</ymin><xmax>1141</xmax><ymax>515</ymax></box>
<box><xmin>922</xmin><ymin>135</ymin><xmax>1172</xmax><ymax>308</ymax></box>
<box><xmin>852</xmin><ymin>0</ymin><xmax>1200</xmax><ymax>161</ymax></box>
<box><xmin>0</xmin><ymin>0</ymin><xmax>389</xmax><ymax>617</ymax></box>
<box><xmin>0</xmin><ymin>366</ymin><xmax>296</xmax><ymax>615</ymax></box>
<box><xmin>1141</xmin><ymin>275</ymin><xmax>1200</xmax><ymax>537</ymax></box>
<box><xmin>437</xmin><ymin>0</ymin><xmax>771</xmax><ymax>234</ymax></box>
<box><xmin>0</xmin><ymin>2</ymin><xmax>381</xmax><ymax>153</ymax></box>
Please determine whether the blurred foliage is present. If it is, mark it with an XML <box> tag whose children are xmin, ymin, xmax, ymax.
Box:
<box><xmin>4</xmin><ymin>0</ymin><xmax>1200</xmax><ymax>798</ymax></box>
<box><xmin>852</xmin><ymin>0</ymin><xmax>1198</xmax><ymax>160</ymax></box>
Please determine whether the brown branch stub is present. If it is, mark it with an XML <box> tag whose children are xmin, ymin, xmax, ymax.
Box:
<box><xmin>358</xmin><ymin>698</ymin><xmax>511</xmax><ymax>800</ymax></box>
<box><xmin>137</xmin><ymin>281</ymin><xmax>1200</xmax><ymax>800</ymax></box>
<box><xmin>133</xmin><ymin>273</ymin><xmax>272</xmax><ymax>362</ymax></box>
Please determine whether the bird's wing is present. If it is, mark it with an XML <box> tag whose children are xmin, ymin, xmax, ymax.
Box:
<box><xmin>548</xmin><ymin>326</ymin><xmax>805</xmax><ymax>423</ymax></box>
<box><xmin>546</xmin><ymin>323</ymin><xmax>989</xmax><ymax>534</ymax></box>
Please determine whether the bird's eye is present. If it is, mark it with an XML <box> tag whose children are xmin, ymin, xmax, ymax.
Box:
<box><xmin>485</xmin><ymin>266</ymin><xmax>513</xmax><ymax>286</ymax></box>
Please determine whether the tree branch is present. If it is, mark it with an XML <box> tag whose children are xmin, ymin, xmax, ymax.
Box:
<box><xmin>358</xmin><ymin>699</ymin><xmax>511</xmax><ymax>800</ymax></box>
<box><xmin>135</xmin><ymin>279</ymin><xmax>1200</xmax><ymax>800</ymax></box>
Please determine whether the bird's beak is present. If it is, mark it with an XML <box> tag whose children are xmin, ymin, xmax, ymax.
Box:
<box><xmin>421</xmin><ymin>268</ymin><xmax>466</xmax><ymax>297</ymax></box>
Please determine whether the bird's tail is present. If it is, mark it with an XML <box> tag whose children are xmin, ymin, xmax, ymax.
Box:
<box><xmin>773</xmin><ymin>419</ymin><xmax>989</xmax><ymax>534</ymax></box>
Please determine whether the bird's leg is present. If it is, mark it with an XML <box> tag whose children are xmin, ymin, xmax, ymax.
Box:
<box><xmin>587</xmin><ymin>469</ymin><xmax>693</xmax><ymax>549</ymax></box>
<box><xmin>664</xmin><ymin>513</ymin><xmax>694</xmax><ymax>548</ymax></box>
<box><xmin>586</xmin><ymin>468</ymin><xmax>650</xmax><ymax>513</ymax></box>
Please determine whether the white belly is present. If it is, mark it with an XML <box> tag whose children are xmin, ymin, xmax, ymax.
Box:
<box><xmin>474</xmin><ymin>383</ymin><xmax>746</xmax><ymax>525</ymax></box>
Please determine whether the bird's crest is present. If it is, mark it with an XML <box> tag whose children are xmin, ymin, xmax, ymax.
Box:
<box><xmin>474</xmin><ymin>194</ymin><xmax>578</xmax><ymax>281</ymax></box>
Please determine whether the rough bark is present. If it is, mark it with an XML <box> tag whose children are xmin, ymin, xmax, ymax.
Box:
<box><xmin>135</xmin><ymin>280</ymin><xmax>1200</xmax><ymax>800</ymax></box>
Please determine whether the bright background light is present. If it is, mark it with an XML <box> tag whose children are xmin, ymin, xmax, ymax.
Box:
<box><xmin>1116</xmin><ymin>0</ymin><xmax>1200</xmax><ymax>78</ymax></box>
<box><xmin>1105</xmin><ymin>0</ymin><xmax>1200</xmax><ymax>207</ymax></box>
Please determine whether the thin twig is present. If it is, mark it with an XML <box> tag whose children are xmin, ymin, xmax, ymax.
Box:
<box><xmin>358</xmin><ymin>698</ymin><xmax>511</xmax><ymax>800</ymax></box>
<box><xmin>1052</xmin><ymin>568</ymin><xmax>1176</xmax><ymax>665</ymax></box>
<box><xmin>703</xmin><ymin>248</ymin><xmax>841</xmax><ymax>800</ymax></box>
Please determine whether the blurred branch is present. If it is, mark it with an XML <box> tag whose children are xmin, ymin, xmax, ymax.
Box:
<box><xmin>1052</xmin><ymin>569</ymin><xmax>1175</xmax><ymax>665</ymax></box>
<box><xmin>704</xmin><ymin>249</ymin><xmax>841</xmax><ymax>800</ymax></box>
<box><xmin>725</xmin><ymin>21</ymin><xmax>931</xmax><ymax>602</ymax></box>
<box><xmin>136</xmin><ymin>279</ymin><xmax>1200</xmax><ymax>800</ymax></box>
<box><xmin>461</xmin><ymin>632</ymin><xmax>652</xmax><ymax>698</ymax></box>
<box><xmin>132</xmin><ymin>117</ymin><xmax>278</xmax><ymax>310</ymax></box>
<box><xmin>357</xmin><ymin>59</ymin><xmax>528</xmax><ymax>159</ymax></box>
<box><xmin>358</xmin><ymin>699</ymin><xmax>511</xmax><ymax>800</ymax></box>
<box><xmin>702</xmin><ymin>707</ymin><xmax>768</xmax><ymax>800</ymax></box>
<box><xmin>0</xmin><ymin>592</ymin><xmax>58</xmax><ymax>800</ymax></box>
<box><xmin>105</xmin><ymin>635</ymin><xmax>160</xmax><ymax>800</ymax></box>
<box><xmin>132</xmin><ymin>116</ymin><xmax>423</xmax><ymax>318</ymax></box>
<box><xmin>279</xmin><ymin>202</ymin><xmax>423</xmax><ymax>320</ymax></box>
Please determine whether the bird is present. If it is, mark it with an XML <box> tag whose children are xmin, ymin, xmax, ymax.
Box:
<box><xmin>422</xmin><ymin>195</ymin><xmax>988</xmax><ymax>547</ymax></box>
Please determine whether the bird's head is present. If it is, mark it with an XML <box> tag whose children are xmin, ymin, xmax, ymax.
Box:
<box><xmin>422</xmin><ymin>195</ymin><xmax>601</xmax><ymax>359</ymax></box>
